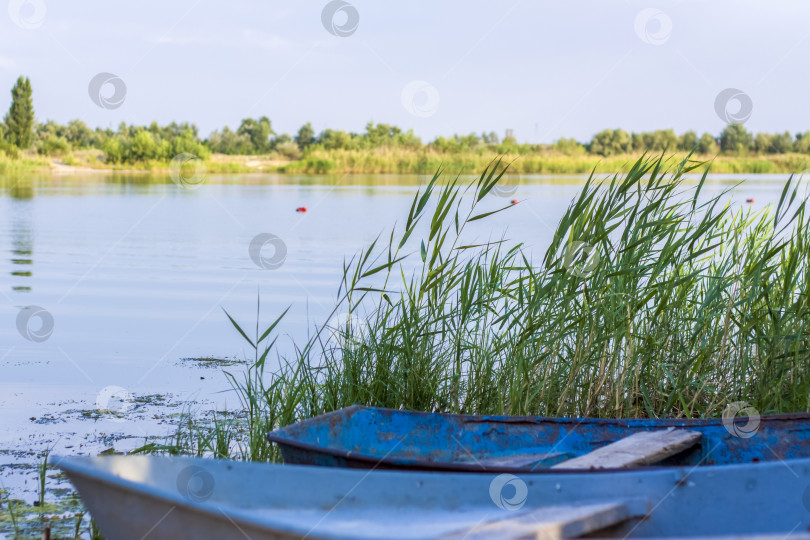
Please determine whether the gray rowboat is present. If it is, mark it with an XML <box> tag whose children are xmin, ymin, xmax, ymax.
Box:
<box><xmin>56</xmin><ymin>454</ymin><xmax>810</xmax><ymax>539</ymax></box>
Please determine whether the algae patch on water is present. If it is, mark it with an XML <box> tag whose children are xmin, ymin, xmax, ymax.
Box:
<box><xmin>178</xmin><ymin>356</ymin><xmax>245</xmax><ymax>368</ymax></box>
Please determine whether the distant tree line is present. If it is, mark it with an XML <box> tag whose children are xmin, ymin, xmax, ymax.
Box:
<box><xmin>585</xmin><ymin>126</ymin><xmax>810</xmax><ymax>156</ymax></box>
<box><xmin>17</xmin><ymin>117</ymin><xmax>810</xmax><ymax>165</ymax></box>
<box><xmin>4</xmin><ymin>76</ymin><xmax>810</xmax><ymax>163</ymax></box>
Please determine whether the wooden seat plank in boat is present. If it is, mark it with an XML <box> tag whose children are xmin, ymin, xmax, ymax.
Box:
<box><xmin>443</xmin><ymin>501</ymin><xmax>631</xmax><ymax>539</ymax></box>
<box><xmin>552</xmin><ymin>428</ymin><xmax>701</xmax><ymax>470</ymax></box>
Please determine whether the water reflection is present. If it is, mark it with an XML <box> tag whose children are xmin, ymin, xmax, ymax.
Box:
<box><xmin>9</xmin><ymin>198</ymin><xmax>34</xmax><ymax>292</ymax></box>
<box><xmin>1</xmin><ymin>171</ymin><xmax>607</xmax><ymax>198</ymax></box>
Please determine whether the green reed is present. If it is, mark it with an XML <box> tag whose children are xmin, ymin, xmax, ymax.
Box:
<box><xmin>179</xmin><ymin>153</ymin><xmax>810</xmax><ymax>461</ymax></box>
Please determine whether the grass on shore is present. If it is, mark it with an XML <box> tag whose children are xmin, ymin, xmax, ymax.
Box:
<box><xmin>5</xmin><ymin>147</ymin><xmax>810</xmax><ymax>176</ymax></box>
<box><xmin>283</xmin><ymin>148</ymin><xmax>810</xmax><ymax>175</ymax></box>
<box><xmin>150</xmin><ymin>153</ymin><xmax>810</xmax><ymax>462</ymax></box>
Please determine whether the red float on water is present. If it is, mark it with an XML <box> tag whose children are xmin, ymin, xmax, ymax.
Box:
<box><xmin>511</xmin><ymin>199</ymin><xmax>518</xmax><ymax>205</ymax></box>
<box><xmin>296</xmin><ymin>207</ymin><xmax>307</xmax><ymax>213</ymax></box>
<box><xmin>746</xmin><ymin>198</ymin><xmax>754</xmax><ymax>203</ymax></box>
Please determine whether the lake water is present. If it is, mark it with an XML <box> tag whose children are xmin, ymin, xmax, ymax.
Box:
<box><xmin>0</xmin><ymin>171</ymin><xmax>793</xmax><ymax>502</ymax></box>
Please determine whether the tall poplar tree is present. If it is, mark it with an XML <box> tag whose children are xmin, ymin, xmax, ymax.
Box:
<box><xmin>4</xmin><ymin>76</ymin><xmax>34</xmax><ymax>148</ymax></box>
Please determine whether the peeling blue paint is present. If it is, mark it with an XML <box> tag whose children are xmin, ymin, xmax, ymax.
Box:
<box><xmin>268</xmin><ymin>406</ymin><xmax>810</xmax><ymax>472</ymax></box>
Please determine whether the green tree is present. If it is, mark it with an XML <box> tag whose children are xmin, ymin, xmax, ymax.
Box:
<box><xmin>64</xmin><ymin>119</ymin><xmax>95</xmax><ymax>147</ymax></box>
<box><xmin>129</xmin><ymin>130</ymin><xmax>160</xmax><ymax>161</ymax></box>
<box><xmin>398</xmin><ymin>129</ymin><xmax>422</xmax><ymax>149</ymax></box>
<box><xmin>772</xmin><ymin>131</ymin><xmax>794</xmax><ymax>154</ymax></box>
<box><xmin>719</xmin><ymin>124</ymin><xmax>752</xmax><ymax>154</ymax></box>
<box><xmin>630</xmin><ymin>133</ymin><xmax>644</xmax><ymax>152</ymax></box>
<box><xmin>589</xmin><ymin>129</ymin><xmax>631</xmax><ymax>156</ymax></box>
<box><xmin>754</xmin><ymin>133</ymin><xmax>775</xmax><ymax>154</ymax></box>
<box><xmin>295</xmin><ymin>122</ymin><xmax>316</xmax><ymax>150</ymax></box>
<box><xmin>553</xmin><ymin>137</ymin><xmax>585</xmax><ymax>155</ymax></box>
<box><xmin>103</xmin><ymin>137</ymin><xmax>124</xmax><ymax>164</ymax></box>
<box><xmin>678</xmin><ymin>131</ymin><xmax>698</xmax><ymax>152</ymax></box>
<box><xmin>651</xmin><ymin>129</ymin><xmax>677</xmax><ymax>151</ymax></box>
<box><xmin>696</xmin><ymin>133</ymin><xmax>718</xmax><ymax>154</ymax></box>
<box><xmin>795</xmin><ymin>132</ymin><xmax>810</xmax><ymax>153</ymax></box>
<box><xmin>271</xmin><ymin>133</ymin><xmax>293</xmax><ymax>147</ymax></box>
<box><xmin>4</xmin><ymin>76</ymin><xmax>35</xmax><ymax>148</ymax></box>
<box><xmin>319</xmin><ymin>129</ymin><xmax>353</xmax><ymax>150</ymax></box>
<box><xmin>208</xmin><ymin>126</ymin><xmax>252</xmax><ymax>154</ymax></box>
<box><xmin>236</xmin><ymin>116</ymin><xmax>273</xmax><ymax>153</ymax></box>
<box><xmin>364</xmin><ymin>122</ymin><xmax>402</xmax><ymax>148</ymax></box>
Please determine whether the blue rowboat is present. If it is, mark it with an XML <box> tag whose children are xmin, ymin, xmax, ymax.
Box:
<box><xmin>57</xmin><ymin>454</ymin><xmax>810</xmax><ymax>539</ymax></box>
<box><xmin>267</xmin><ymin>405</ymin><xmax>810</xmax><ymax>472</ymax></box>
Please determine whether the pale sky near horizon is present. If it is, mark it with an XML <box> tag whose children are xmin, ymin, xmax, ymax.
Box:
<box><xmin>3</xmin><ymin>0</ymin><xmax>809</xmax><ymax>143</ymax></box>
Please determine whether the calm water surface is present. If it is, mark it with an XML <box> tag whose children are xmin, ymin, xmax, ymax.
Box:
<box><xmin>0</xmin><ymin>172</ymin><xmax>792</xmax><ymax>453</ymax></box>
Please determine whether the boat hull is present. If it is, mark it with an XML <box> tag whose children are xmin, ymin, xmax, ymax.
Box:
<box><xmin>56</xmin><ymin>454</ymin><xmax>810</xmax><ymax>539</ymax></box>
<box><xmin>267</xmin><ymin>406</ymin><xmax>810</xmax><ymax>472</ymax></box>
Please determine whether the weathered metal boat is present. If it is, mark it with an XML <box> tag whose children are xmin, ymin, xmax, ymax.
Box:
<box><xmin>57</xmin><ymin>454</ymin><xmax>810</xmax><ymax>539</ymax></box>
<box><xmin>267</xmin><ymin>405</ymin><xmax>810</xmax><ymax>472</ymax></box>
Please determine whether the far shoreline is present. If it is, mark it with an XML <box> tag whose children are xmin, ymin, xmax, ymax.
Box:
<box><xmin>4</xmin><ymin>149</ymin><xmax>810</xmax><ymax>177</ymax></box>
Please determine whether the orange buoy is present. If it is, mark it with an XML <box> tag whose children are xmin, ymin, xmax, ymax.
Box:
<box><xmin>510</xmin><ymin>199</ymin><xmax>518</xmax><ymax>205</ymax></box>
<box><xmin>296</xmin><ymin>206</ymin><xmax>307</xmax><ymax>213</ymax></box>
<box><xmin>745</xmin><ymin>198</ymin><xmax>754</xmax><ymax>204</ymax></box>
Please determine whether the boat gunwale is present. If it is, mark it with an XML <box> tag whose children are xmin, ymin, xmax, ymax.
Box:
<box><xmin>266</xmin><ymin>406</ymin><xmax>810</xmax><ymax>473</ymax></box>
<box><xmin>54</xmin><ymin>455</ymin><xmax>347</xmax><ymax>540</ymax></box>
<box><xmin>56</xmin><ymin>455</ymin><xmax>810</xmax><ymax>540</ymax></box>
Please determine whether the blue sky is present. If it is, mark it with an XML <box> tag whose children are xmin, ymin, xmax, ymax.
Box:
<box><xmin>3</xmin><ymin>0</ymin><xmax>810</xmax><ymax>142</ymax></box>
